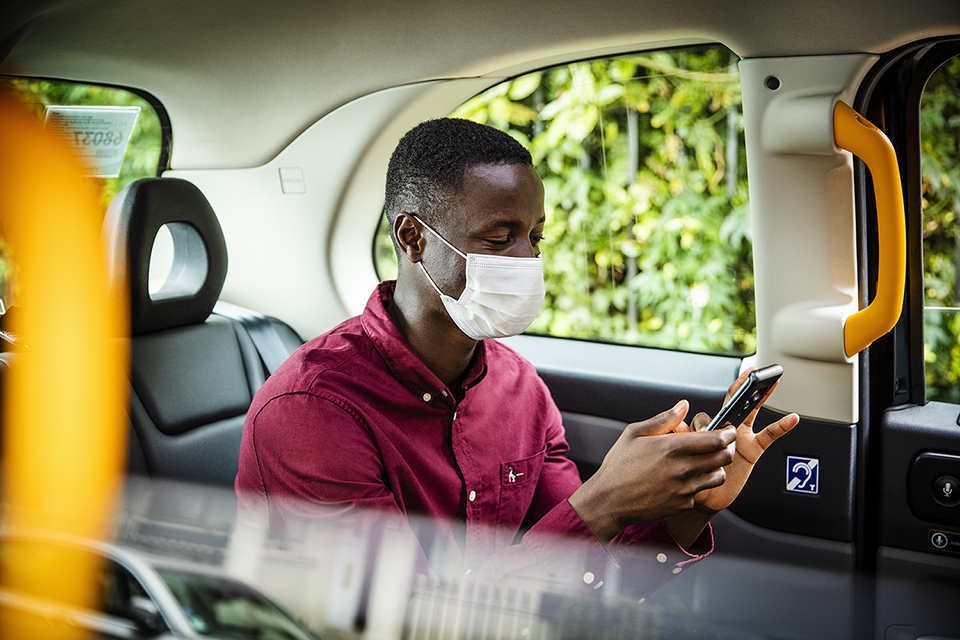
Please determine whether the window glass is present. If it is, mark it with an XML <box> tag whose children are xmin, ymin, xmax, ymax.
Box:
<box><xmin>156</xmin><ymin>568</ymin><xmax>316</xmax><ymax>640</ymax></box>
<box><xmin>374</xmin><ymin>46</ymin><xmax>754</xmax><ymax>355</ymax></box>
<box><xmin>0</xmin><ymin>77</ymin><xmax>164</xmax><ymax>313</ymax></box>
<box><xmin>921</xmin><ymin>56</ymin><xmax>960</xmax><ymax>403</ymax></box>
<box><xmin>100</xmin><ymin>560</ymin><xmax>162</xmax><ymax>624</ymax></box>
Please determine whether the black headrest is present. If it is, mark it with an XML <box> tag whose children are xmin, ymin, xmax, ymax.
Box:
<box><xmin>103</xmin><ymin>178</ymin><xmax>228</xmax><ymax>335</ymax></box>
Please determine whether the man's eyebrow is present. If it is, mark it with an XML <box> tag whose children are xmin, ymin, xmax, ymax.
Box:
<box><xmin>479</xmin><ymin>215</ymin><xmax>546</xmax><ymax>231</ymax></box>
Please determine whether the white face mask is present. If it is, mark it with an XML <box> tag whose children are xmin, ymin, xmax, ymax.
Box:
<box><xmin>414</xmin><ymin>216</ymin><xmax>545</xmax><ymax>341</ymax></box>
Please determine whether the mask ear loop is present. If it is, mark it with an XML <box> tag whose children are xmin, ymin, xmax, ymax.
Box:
<box><xmin>417</xmin><ymin>261</ymin><xmax>445</xmax><ymax>297</ymax></box>
<box><xmin>409</xmin><ymin>216</ymin><xmax>458</xmax><ymax>298</ymax></box>
<box><xmin>413</xmin><ymin>215</ymin><xmax>467</xmax><ymax>259</ymax></box>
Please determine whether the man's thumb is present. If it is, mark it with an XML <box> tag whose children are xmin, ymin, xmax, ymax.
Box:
<box><xmin>628</xmin><ymin>400</ymin><xmax>689</xmax><ymax>437</ymax></box>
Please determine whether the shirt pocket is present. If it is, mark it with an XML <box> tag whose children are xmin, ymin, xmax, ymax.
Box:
<box><xmin>495</xmin><ymin>446</ymin><xmax>547</xmax><ymax>536</ymax></box>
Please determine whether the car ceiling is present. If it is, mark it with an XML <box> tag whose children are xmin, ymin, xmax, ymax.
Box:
<box><xmin>2</xmin><ymin>0</ymin><xmax>958</xmax><ymax>170</ymax></box>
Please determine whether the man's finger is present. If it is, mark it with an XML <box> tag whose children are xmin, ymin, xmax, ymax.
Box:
<box><xmin>723</xmin><ymin>367</ymin><xmax>755</xmax><ymax>403</ymax></box>
<box><xmin>680</xmin><ymin>440</ymin><xmax>737</xmax><ymax>476</ymax></box>
<box><xmin>691</xmin><ymin>412</ymin><xmax>711</xmax><ymax>432</ymax></box>
<box><xmin>666</xmin><ymin>427</ymin><xmax>737</xmax><ymax>455</ymax></box>
<box><xmin>754</xmin><ymin>413</ymin><xmax>800</xmax><ymax>451</ymax></box>
<box><xmin>741</xmin><ymin>379</ymin><xmax>782</xmax><ymax>426</ymax></box>
<box><xmin>691</xmin><ymin>467</ymin><xmax>727</xmax><ymax>494</ymax></box>
<box><xmin>627</xmin><ymin>400</ymin><xmax>689</xmax><ymax>437</ymax></box>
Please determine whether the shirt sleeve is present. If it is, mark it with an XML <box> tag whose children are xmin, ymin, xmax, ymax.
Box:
<box><xmin>236</xmin><ymin>391</ymin><xmax>409</xmax><ymax>528</ymax></box>
<box><xmin>476</xmin><ymin>383</ymin><xmax>713</xmax><ymax>598</ymax></box>
<box><xmin>524</xmin><ymin>500</ymin><xmax>713</xmax><ymax>595</ymax></box>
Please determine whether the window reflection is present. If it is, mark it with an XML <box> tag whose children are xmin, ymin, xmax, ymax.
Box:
<box><xmin>156</xmin><ymin>568</ymin><xmax>317</xmax><ymax>640</ymax></box>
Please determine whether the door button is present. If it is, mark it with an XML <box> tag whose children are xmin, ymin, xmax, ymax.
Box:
<box><xmin>909</xmin><ymin>453</ymin><xmax>960</xmax><ymax>525</ymax></box>
<box><xmin>933</xmin><ymin>475</ymin><xmax>960</xmax><ymax>506</ymax></box>
<box><xmin>928</xmin><ymin>529</ymin><xmax>960</xmax><ymax>554</ymax></box>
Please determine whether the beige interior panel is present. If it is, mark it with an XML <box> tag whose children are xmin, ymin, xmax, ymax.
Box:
<box><xmin>741</xmin><ymin>54</ymin><xmax>879</xmax><ymax>424</ymax></box>
<box><xmin>164</xmin><ymin>83</ymin><xmax>470</xmax><ymax>340</ymax></box>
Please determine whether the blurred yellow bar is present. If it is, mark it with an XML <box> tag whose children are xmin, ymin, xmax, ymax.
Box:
<box><xmin>0</xmin><ymin>94</ymin><xmax>129</xmax><ymax>638</ymax></box>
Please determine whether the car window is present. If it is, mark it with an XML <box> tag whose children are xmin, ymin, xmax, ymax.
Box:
<box><xmin>0</xmin><ymin>77</ymin><xmax>165</xmax><ymax>312</ymax></box>
<box><xmin>0</xmin><ymin>539</ymin><xmax>149</xmax><ymax>621</ymax></box>
<box><xmin>920</xmin><ymin>55</ymin><xmax>960</xmax><ymax>403</ymax></box>
<box><xmin>100</xmin><ymin>560</ymin><xmax>152</xmax><ymax>619</ymax></box>
<box><xmin>373</xmin><ymin>46</ymin><xmax>754</xmax><ymax>356</ymax></box>
<box><xmin>156</xmin><ymin>568</ymin><xmax>316</xmax><ymax>640</ymax></box>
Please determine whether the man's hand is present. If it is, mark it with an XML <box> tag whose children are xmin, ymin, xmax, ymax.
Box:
<box><xmin>568</xmin><ymin>400</ymin><xmax>737</xmax><ymax>545</ymax></box>
<box><xmin>675</xmin><ymin>367</ymin><xmax>800</xmax><ymax>514</ymax></box>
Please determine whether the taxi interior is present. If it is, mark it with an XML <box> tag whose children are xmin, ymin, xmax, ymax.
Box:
<box><xmin>1</xmin><ymin>1</ymin><xmax>960</xmax><ymax>639</ymax></box>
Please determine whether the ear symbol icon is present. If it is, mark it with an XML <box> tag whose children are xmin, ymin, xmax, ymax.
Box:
<box><xmin>792</xmin><ymin>461</ymin><xmax>812</xmax><ymax>488</ymax></box>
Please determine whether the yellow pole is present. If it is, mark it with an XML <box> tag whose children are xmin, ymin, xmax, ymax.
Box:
<box><xmin>0</xmin><ymin>93</ymin><xmax>129</xmax><ymax>638</ymax></box>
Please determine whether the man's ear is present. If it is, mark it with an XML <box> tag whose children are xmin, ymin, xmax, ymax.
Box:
<box><xmin>394</xmin><ymin>213</ymin><xmax>426</xmax><ymax>263</ymax></box>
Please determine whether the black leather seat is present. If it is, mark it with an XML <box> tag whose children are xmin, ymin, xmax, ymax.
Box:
<box><xmin>103</xmin><ymin>178</ymin><xmax>302</xmax><ymax>487</ymax></box>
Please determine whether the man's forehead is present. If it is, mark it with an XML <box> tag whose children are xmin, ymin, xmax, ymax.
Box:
<box><xmin>451</xmin><ymin>165</ymin><xmax>543</xmax><ymax>227</ymax></box>
<box><xmin>458</xmin><ymin>163</ymin><xmax>541</xmax><ymax>203</ymax></box>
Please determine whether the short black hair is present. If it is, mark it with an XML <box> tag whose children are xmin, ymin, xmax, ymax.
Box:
<box><xmin>383</xmin><ymin>118</ymin><xmax>533</xmax><ymax>240</ymax></box>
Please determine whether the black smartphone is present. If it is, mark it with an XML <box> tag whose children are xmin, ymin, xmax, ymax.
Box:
<box><xmin>705</xmin><ymin>364</ymin><xmax>783</xmax><ymax>431</ymax></box>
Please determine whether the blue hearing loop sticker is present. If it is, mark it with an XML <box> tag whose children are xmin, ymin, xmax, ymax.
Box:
<box><xmin>786</xmin><ymin>456</ymin><xmax>819</xmax><ymax>494</ymax></box>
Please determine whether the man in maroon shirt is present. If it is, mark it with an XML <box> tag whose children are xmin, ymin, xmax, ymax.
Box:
<box><xmin>236</xmin><ymin>118</ymin><xmax>799</xmax><ymax>595</ymax></box>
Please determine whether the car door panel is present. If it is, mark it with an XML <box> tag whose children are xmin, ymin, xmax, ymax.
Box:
<box><xmin>731</xmin><ymin>409</ymin><xmax>856</xmax><ymax>542</ymax></box>
<box><xmin>682</xmin><ymin>513</ymin><xmax>856</xmax><ymax>640</ymax></box>
<box><xmin>504</xmin><ymin>335</ymin><xmax>741</xmax><ymax>422</ymax></box>
<box><xmin>507</xmin><ymin>334</ymin><xmax>859</xmax><ymax>639</ymax></box>
<box><xmin>875</xmin><ymin>403</ymin><xmax>960</xmax><ymax>637</ymax></box>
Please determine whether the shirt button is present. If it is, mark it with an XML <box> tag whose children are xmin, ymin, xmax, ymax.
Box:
<box><xmin>583</xmin><ymin>571</ymin><xmax>595</xmax><ymax>585</ymax></box>
<box><xmin>672</xmin><ymin>567</ymin><xmax>683</xmax><ymax>575</ymax></box>
<box><xmin>468</xmin><ymin>490</ymin><xmax>476</xmax><ymax>502</ymax></box>
<box><xmin>422</xmin><ymin>392</ymin><xmax>432</xmax><ymax>402</ymax></box>
<box><xmin>441</xmin><ymin>389</ymin><xmax>448</xmax><ymax>397</ymax></box>
<box><xmin>656</xmin><ymin>553</ymin><xmax>667</xmax><ymax>564</ymax></box>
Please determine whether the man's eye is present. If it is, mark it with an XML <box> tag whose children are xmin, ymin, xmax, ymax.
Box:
<box><xmin>485</xmin><ymin>238</ymin><xmax>510</xmax><ymax>247</ymax></box>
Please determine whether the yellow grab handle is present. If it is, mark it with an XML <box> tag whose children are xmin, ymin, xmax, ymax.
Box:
<box><xmin>834</xmin><ymin>101</ymin><xmax>907</xmax><ymax>358</ymax></box>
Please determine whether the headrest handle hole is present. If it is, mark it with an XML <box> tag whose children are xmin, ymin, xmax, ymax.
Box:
<box><xmin>148</xmin><ymin>222</ymin><xmax>209</xmax><ymax>301</ymax></box>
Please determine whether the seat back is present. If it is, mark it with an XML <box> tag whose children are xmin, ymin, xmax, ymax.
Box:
<box><xmin>103</xmin><ymin>178</ymin><xmax>300</xmax><ymax>487</ymax></box>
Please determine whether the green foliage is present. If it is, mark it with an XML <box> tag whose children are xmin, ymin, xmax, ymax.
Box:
<box><xmin>451</xmin><ymin>47</ymin><xmax>756</xmax><ymax>355</ymax></box>
<box><xmin>920</xmin><ymin>57</ymin><xmax>960</xmax><ymax>403</ymax></box>
<box><xmin>374</xmin><ymin>216</ymin><xmax>399</xmax><ymax>281</ymax></box>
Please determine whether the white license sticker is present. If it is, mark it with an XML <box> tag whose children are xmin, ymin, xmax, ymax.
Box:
<box><xmin>43</xmin><ymin>105</ymin><xmax>141</xmax><ymax>178</ymax></box>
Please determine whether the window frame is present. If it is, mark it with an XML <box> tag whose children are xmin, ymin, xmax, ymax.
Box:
<box><xmin>854</xmin><ymin>38</ymin><xmax>960</xmax><ymax>410</ymax></box>
<box><xmin>2</xmin><ymin>74</ymin><xmax>173</xmax><ymax>177</ymax></box>
<box><xmin>847</xmin><ymin>40</ymin><xmax>960</xmax><ymax>628</ymax></box>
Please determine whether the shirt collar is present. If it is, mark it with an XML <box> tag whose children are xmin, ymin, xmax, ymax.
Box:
<box><xmin>361</xmin><ymin>281</ymin><xmax>488</xmax><ymax>399</ymax></box>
